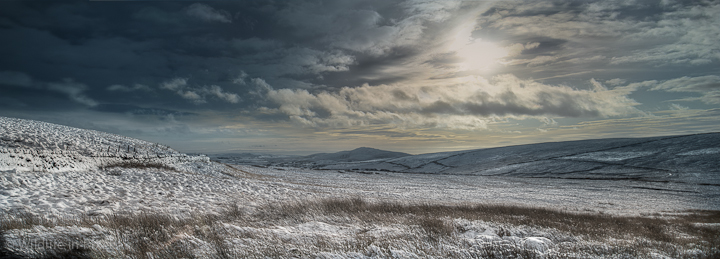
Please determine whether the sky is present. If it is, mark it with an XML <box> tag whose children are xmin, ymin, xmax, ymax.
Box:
<box><xmin>1</xmin><ymin>0</ymin><xmax>719</xmax><ymax>155</ymax></box>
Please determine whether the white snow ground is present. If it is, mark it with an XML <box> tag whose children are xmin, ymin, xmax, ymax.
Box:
<box><xmin>232</xmin><ymin>164</ymin><xmax>720</xmax><ymax>215</ymax></box>
<box><xmin>0</xmin><ymin>116</ymin><xmax>312</xmax><ymax>218</ymax></box>
<box><xmin>1</xmin><ymin>116</ymin><xmax>718</xmax><ymax>258</ymax></box>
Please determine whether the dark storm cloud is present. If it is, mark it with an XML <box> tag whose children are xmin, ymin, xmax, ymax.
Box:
<box><xmin>185</xmin><ymin>3</ymin><xmax>232</xmax><ymax>23</ymax></box>
<box><xmin>0</xmin><ymin>0</ymin><xmax>462</xmax><ymax>113</ymax></box>
<box><xmin>320</xmin><ymin>46</ymin><xmax>423</xmax><ymax>87</ymax></box>
<box><xmin>157</xmin><ymin>77</ymin><xmax>241</xmax><ymax>104</ymax></box>
<box><xmin>0</xmin><ymin>70</ymin><xmax>97</xmax><ymax>107</ymax></box>
<box><xmin>21</xmin><ymin>2</ymin><xmax>455</xmax><ymax>98</ymax></box>
<box><xmin>0</xmin><ymin>2</ymin><xmax>271</xmax><ymax>112</ymax></box>
<box><xmin>0</xmin><ymin>71</ymin><xmax>34</xmax><ymax>88</ymax></box>
<box><xmin>1</xmin><ymin>0</ymin><xmax>719</xmax><ymax>154</ymax></box>
<box><xmin>91</xmin><ymin>104</ymin><xmax>196</xmax><ymax>117</ymax></box>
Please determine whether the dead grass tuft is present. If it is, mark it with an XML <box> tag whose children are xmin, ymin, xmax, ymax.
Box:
<box><xmin>0</xmin><ymin>211</ymin><xmax>54</xmax><ymax>230</ymax></box>
<box><xmin>418</xmin><ymin>217</ymin><xmax>455</xmax><ymax>239</ymax></box>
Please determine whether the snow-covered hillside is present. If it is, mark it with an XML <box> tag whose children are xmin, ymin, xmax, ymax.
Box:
<box><xmin>0</xmin><ymin>116</ymin><xmax>217</xmax><ymax>175</ymax></box>
<box><xmin>0</xmin><ymin>116</ymin><xmax>298</xmax><ymax>218</ymax></box>
<box><xmin>302</xmin><ymin>133</ymin><xmax>720</xmax><ymax>185</ymax></box>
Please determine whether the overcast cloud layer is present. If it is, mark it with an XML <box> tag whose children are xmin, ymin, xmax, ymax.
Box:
<box><xmin>1</xmin><ymin>0</ymin><xmax>718</xmax><ymax>154</ymax></box>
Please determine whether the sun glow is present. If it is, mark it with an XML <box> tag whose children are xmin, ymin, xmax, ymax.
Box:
<box><xmin>448</xmin><ymin>21</ymin><xmax>508</xmax><ymax>72</ymax></box>
<box><xmin>456</xmin><ymin>40</ymin><xmax>509</xmax><ymax>71</ymax></box>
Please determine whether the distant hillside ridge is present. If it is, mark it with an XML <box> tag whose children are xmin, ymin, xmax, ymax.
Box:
<box><xmin>261</xmin><ymin>147</ymin><xmax>411</xmax><ymax>168</ymax></box>
<box><xmin>308</xmin><ymin>133</ymin><xmax>720</xmax><ymax>185</ymax></box>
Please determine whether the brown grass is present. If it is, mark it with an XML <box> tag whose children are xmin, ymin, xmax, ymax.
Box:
<box><xmin>2</xmin><ymin>198</ymin><xmax>719</xmax><ymax>258</ymax></box>
<box><xmin>256</xmin><ymin>198</ymin><xmax>718</xmax><ymax>244</ymax></box>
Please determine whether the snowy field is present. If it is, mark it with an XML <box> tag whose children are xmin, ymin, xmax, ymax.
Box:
<box><xmin>1</xmin><ymin>116</ymin><xmax>718</xmax><ymax>258</ymax></box>
<box><xmin>229</xmin><ymin>165</ymin><xmax>719</xmax><ymax>216</ymax></box>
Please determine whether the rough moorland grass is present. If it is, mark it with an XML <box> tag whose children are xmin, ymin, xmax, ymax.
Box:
<box><xmin>245</xmin><ymin>198</ymin><xmax>720</xmax><ymax>258</ymax></box>
<box><xmin>201</xmin><ymin>200</ymin><xmax>692</xmax><ymax>257</ymax></box>
<box><xmin>262</xmin><ymin>198</ymin><xmax>719</xmax><ymax>244</ymax></box>
<box><xmin>2</xmin><ymin>198</ymin><xmax>719</xmax><ymax>258</ymax></box>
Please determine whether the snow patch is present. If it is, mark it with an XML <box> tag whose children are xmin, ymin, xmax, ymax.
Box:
<box><xmin>523</xmin><ymin>237</ymin><xmax>554</xmax><ymax>253</ymax></box>
<box><xmin>559</xmin><ymin>151</ymin><xmax>655</xmax><ymax>161</ymax></box>
<box><xmin>678</xmin><ymin>148</ymin><xmax>720</xmax><ymax>156</ymax></box>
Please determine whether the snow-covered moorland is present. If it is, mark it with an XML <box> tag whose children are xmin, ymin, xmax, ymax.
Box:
<box><xmin>1</xmin><ymin>116</ymin><xmax>719</xmax><ymax>258</ymax></box>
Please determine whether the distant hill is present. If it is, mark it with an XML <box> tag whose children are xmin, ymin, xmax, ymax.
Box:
<box><xmin>260</xmin><ymin>147</ymin><xmax>410</xmax><ymax>168</ymax></box>
<box><xmin>209</xmin><ymin>152</ymin><xmax>300</xmax><ymax>165</ymax></box>
<box><xmin>305</xmin><ymin>147</ymin><xmax>410</xmax><ymax>163</ymax></box>
<box><xmin>301</xmin><ymin>133</ymin><xmax>720</xmax><ymax>185</ymax></box>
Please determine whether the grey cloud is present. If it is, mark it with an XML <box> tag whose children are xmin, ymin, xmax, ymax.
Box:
<box><xmin>178</xmin><ymin>90</ymin><xmax>204</xmax><ymax>104</ymax></box>
<box><xmin>173</xmin><ymin>35</ymin><xmax>356</xmax><ymax>79</ymax></box>
<box><xmin>0</xmin><ymin>97</ymin><xmax>27</xmax><ymax>108</ymax></box>
<box><xmin>459</xmin><ymin>91</ymin><xmax>602</xmax><ymax>117</ymax></box>
<box><xmin>160</xmin><ymin>78</ymin><xmax>188</xmax><ymax>91</ymax></box>
<box><xmin>0</xmin><ymin>71</ymin><xmax>34</xmax><ymax>87</ymax></box>
<box><xmin>0</xmin><ymin>24</ymin><xmax>170</xmax><ymax>91</ymax></box>
<box><xmin>605</xmin><ymin>78</ymin><xmax>627</xmax><ymax>86</ymax></box>
<box><xmin>276</xmin><ymin>0</ymin><xmax>464</xmax><ymax>56</ymax></box>
<box><xmin>185</xmin><ymin>3</ymin><xmax>232</xmax><ymax>23</ymax></box>
<box><xmin>91</xmin><ymin>104</ymin><xmax>195</xmax><ymax>117</ymax></box>
<box><xmin>232</xmin><ymin>71</ymin><xmax>249</xmax><ymax>85</ymax></box>
<box><xmin>652</xmin><ymin>75</ymin><xmax>720</xmax><ymax>104</ymax></box>
<box><xmin>230</xmin><ymin>38</ymin><xmax>283</xmax><ymax>53</ymax></box>
<box><xmin>0</xmin><ymin>1</ymin><xmax>483</xmax><ymax>115</ymax></box>
<box><xmin>653</xmin><ymin>76</ymin><xmax>720</xmax><ymax>92</ymax></box>
<box><xmin>275</xmin><ymin>48</ymin><xmax>356</xmax><ymax>75</ymax></box>
<box><xmin>158</xmin><ymin>78</ymin><xmax>240</xmax><ymax>104</ymax></box>
<box><xmin>526</xmin><ymin>56</ymin><xmax>559</xmax><ymax>66</ymax></box>
<box><xmin>203</xmin><ymin>85</ymin><xmax>240</xmax><ymax>103</ymax></box>
<box><xmin>277</xmin><ymin>2</ymin><xmax>390</xmax><ymax>52</ymax></box>
<box><xmin>421</xmin><ymin>100</ymin><xmax>456</xmax><ymax>114</ymax></box>
<box><xmin>444</xmin><ymin>79</ymin><xmax>614</xmax><ymax>118</ymax></box>
<box><xmin>609</xmin><ymin>3</ymin><xmax>720</xmax><ymax>65</ymax></box>
<box><xmin>668</xmin><ymin>103</ymin><xmax>688</xmax><ymax>111</ymax></box>
<box><xmin>107</xmin><ymin>84</ymin><xmax>152</xmax><ymax>92</ymax></box>
<box><xmin>330</xmin><ymin>129</ymin><xmax>422</xmax><ymax>139</ymax></box>
<box><xmin>133</xmin><ymin>4</ymin><xmax>236</xmax><ymax>34</ymax></box>
<box><xmin>47</xmin><ymin>79</ymin><xmax>97</xmax><ymax>107</ymax></box>
<box><xmin>507</xmin><ymin>55</ymin><xmax>559</xmax><ymax>67</ymax></box>
<box><xmin>505</xmin><ymin>42</ymin><xmax>541</xmax><ymax>57</ymax></box>
<box><xmin>391</xmin><ymin>89</ymin><xmax>416</xmax><ymax>101</ymax></box>
<box><xmin>477</xmin><ymin>0</ymin><xmax>720</xmax><ymax>85</ymax></box>
<box><xmin>0</xmin><ymin>70</ymin><xmax>98</xmax><ymax>107</ymax></box>
<box><xmin>134</xmin><ymin>7</ymin><xmax>183</xmax><ymax>25</ymax></box>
